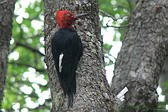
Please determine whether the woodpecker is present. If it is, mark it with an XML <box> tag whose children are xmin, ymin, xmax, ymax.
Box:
<box><xmin>51</xmin><ymin>10</ymin><xmax>84</xmax><ymax>108</ymax></box>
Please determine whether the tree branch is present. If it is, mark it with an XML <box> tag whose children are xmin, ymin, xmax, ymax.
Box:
<box><xmin>99</xmin><ymin>10</ymin><xmax>132</xmax><ymax>28</ymax></box>
<box><xmin>104</xmin><ymin>22</ymin><xmax>133</xmax><ymax>28</ymax></box>
<box><xmin>99</xmin><ymin>9</ymin><xmax>128</xmax><ymax>21</ymax></box>
<box><xmin>16</xmin><ymin>42</ymin><xmax>45</xmax><ymax>56</ymax></box>
<box><xmin>9</xmin><ymin>61</ymin><xmax>46</xmax><ymax>73</ymax></box>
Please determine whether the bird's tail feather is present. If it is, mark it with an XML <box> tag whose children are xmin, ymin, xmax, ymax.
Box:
<box><xmin>68</xmin><ymin>94</ymin><xmax>73</xmax><ymax>108</ymax></box>
<box><xmin>67</xmin><ymin>77</ymin><xmax>76</xmax><ymax>108</ymax></box>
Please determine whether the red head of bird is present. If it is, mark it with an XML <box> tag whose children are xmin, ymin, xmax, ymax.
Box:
<box><xmin>55</xmin><ymin>10</ymin><xmax>77</xmax><ymax>29</ymax></box>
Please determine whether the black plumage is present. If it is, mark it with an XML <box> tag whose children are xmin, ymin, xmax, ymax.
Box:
<box><xmin>51</xmin><ymin>28</ymin><xmax>83</xmax><ymax>107</ymax></box>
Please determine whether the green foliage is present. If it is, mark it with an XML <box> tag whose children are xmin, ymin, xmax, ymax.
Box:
<box><xmin>158</xmin><ymin>81</ymin><xmax>168</xmax><ymax>110</ymax></box>
<box><xmin>2</xmin><ymin>0</ymin><xmax>50</xmax><ymax>111</ymax></box>
<box><xmin>2</xmin><ymin>0</ymin><xmax>167</xmax><ymax>111</ymax></box>
<box><xmin>99</xmin><ymin>0</ymin><xmax>134</xmax><ymax>67</ymax></box>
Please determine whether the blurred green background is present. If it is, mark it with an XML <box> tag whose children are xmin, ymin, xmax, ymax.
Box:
<box><xmin>1</xmin><ymin>0</ymin><xmax>167</xmax><ymax>111</ymax></box>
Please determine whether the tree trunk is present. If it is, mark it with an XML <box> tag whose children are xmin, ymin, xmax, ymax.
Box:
<box><xmin>44</xmin><ymin>0</ymin><xmax>116</xmax><ymax>111</ymax></box>
<box><xmin>111</xmin><ymin>0</ymin><xmax>168</xmax><ymax>111</ymax></box>
<box><xmin>0</xmin><ymin>0</ymin><xmax>15</xmax><ymax>108</ymax></box>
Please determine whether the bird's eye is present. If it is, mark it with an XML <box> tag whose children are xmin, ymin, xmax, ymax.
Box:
<box><xmin>66</xmin><ymin>13</ymin><xmax>71</xmax><ymax>18</ymax></box>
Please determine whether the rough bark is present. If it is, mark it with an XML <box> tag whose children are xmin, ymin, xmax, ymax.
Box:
<box><xmin>0</xmin><ymin>0</ymin><xmax>15</xmax><ymax>108</ymax></box>
<box><xmin>111</xmin><ymin>0</ymin><xmax>168</xmax><ymax>111</ymax></box>
<box><xmin>44</xmin><ymin>0</ymin><xmax>116</xmax><ymax>111</ymax></box>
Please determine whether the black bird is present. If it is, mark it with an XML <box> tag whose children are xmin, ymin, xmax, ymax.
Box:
<box><xmin>51</xmin><ymin>10</ymin><xmax>83</xmax><ymax>108</ymax></box>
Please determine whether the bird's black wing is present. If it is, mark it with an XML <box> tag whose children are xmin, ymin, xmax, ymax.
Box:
<box><xmin>51</xmin><ymin>29</ymin><xmax>83</xmax><ymax>108</ymax></box>
<box><xmin>51</xmin><ymin>31</ymin><xmax>66</xmax><ymax>92</ymax></box>
<box><xmin>51</xmin><ymin>32</ymin><xmax>61</xmax><ymax>74</ymax></box>
<box><xmin>60</xmin><ymin>30</ymin><xmax>83</xmax><ymax>107</ymax></box>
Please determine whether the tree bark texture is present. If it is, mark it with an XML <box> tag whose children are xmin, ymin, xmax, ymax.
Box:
<box><xmin>44</xmin><ymin>0</ymin><xmax>116</xmax><ymax>111</ymax></box>
<box><xmin>0</xmin><ymin>0</ymin><xmax>15</xmax><ymax>108</ymax></box>
<box><xmin>111</xmin><ymin>0</ymin><xmax>168</xmax><ymax>111</ymax></box>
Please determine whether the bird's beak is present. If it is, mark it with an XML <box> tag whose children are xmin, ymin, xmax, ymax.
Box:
<box><xmin>75</xmin><ymin>13</ymin><xmax>90</xmax><ymax>18</ymax></box>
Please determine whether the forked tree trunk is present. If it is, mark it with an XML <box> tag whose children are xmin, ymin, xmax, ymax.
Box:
<box><xmin>111</xmin><ymin>0</ymin><xmax>168</xmax><ymax>111</ymax></box>
<box><xmin>44</xmin><ymin>0</ymin><xmax>115</xmax><ymax>111</ymax></box>
<box><xmin>0</xmin><ymin>0</ymin><xmax>15</xmax><ymax>108</ymax></box>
